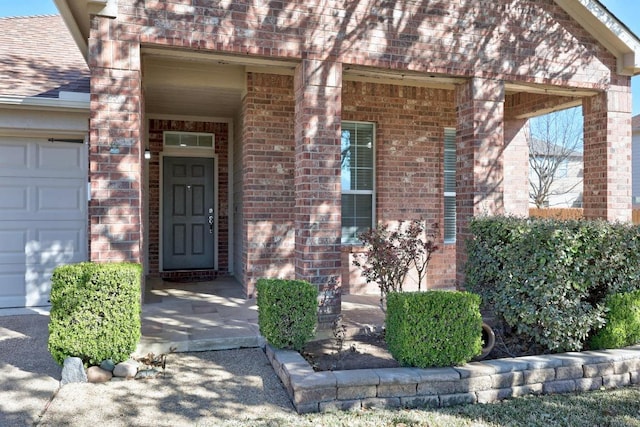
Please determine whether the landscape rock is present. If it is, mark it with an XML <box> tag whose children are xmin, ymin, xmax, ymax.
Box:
<box><xmin>87</xmin><ymin>366</ymin><xmax>113</xmax><ymax>383</ymax></box>
<box><xmin>113</xmin><ymin>360</ymin><xmax>138</xmax><ymax>379</ymax></box>
<box><xmin>135</xmin><ymin>368</ymin><xmax>162</xmax><ymax>379</ymax></box>
<box><xmin>99</xmin><ymin>359</ymin><xmax>116</xmax><ymax>372</ymax></box>
<box><xmin>61</xmin><ymin>357</ymin><xmax>87</xmax><ymax>385</ymax></box>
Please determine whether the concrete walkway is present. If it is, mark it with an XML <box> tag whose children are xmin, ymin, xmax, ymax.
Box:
<box><xmin>0</xmin><ymin>278</ymin><xmax>384</xmax><ymax>426</ymax></box>
<box><xmin>138</xmin><ymin>277</ymin><xmax>384</xmax><ymax>356</ymax></box>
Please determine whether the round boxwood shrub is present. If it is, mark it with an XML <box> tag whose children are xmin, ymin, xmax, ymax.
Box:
<box><xmin>48</xmin><ymin>262</ymin><xmax>142</xmax><ymax>366</ymax></box>
<box><xmin>385</xmin><ymin>291</ymin><xmax>482</xmax><ymax>368</ymax></box>
<box><xmin>256</xmin><ymin>278</ymin><xmax>317</xmax><ymax>351</ymax></box>
<box><xmin>590</xmin><ymin>290</ymin><xmax>640</xmax><ymax>350</ymax></box>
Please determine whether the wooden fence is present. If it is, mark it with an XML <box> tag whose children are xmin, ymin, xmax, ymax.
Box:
<box><xmin>529</xmin><ymin>208</ymin><xmax>640</xmax><ymax>225</ymax></box>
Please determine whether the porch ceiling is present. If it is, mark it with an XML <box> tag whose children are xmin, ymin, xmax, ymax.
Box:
<box><xmin>142</xmin><ymin>54</ymin><xmax>247</xmax><ymax>118</ymax></box>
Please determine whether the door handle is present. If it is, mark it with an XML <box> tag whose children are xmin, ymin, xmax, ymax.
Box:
<box><xmin>208</xmin><ymin>215</ymin><xmax>214</xmax><ymax>234</ymax></box>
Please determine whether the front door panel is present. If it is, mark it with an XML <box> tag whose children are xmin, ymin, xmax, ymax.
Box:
<box><xmin>163</xmin><ymin>157</ymin><xmax>214</xmax><ymax>270</ymax></box>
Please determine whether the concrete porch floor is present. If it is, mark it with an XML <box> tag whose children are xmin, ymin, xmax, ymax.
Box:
<box><xmin>137</xmin><ymin>277</ymin><xmax>385</xmax><ymax>356</ymax></box>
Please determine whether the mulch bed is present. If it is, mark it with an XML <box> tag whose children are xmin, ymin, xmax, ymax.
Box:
<box><xmin>302</xmin><ymin>322</ymin><xmax>549</xmax><ymax>372</ymax></box>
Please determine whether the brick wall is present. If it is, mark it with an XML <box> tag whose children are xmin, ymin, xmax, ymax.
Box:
<box><xmin>583</xmin><ymin>85</ymin><xmax>632</xmax><ymax>222</ymax></box>
<box><xmin>147</xmin><ymin>119</ymin><xmax>229</xmax><ymax>279</ymax></box>
<box><xmin>342</xmin><ymin>81</ymin><xmax>458</xmax><ymax>291</ymax></box>
<box><xmin>88</xmin><ymin>16</ymin><xmax>143</xmax><ymax>263</ymax></box>
<box><xmin>240</xmin><ymin>76</ymin><xmax>460</xmax><ymax>295</ymax></box>
<box><xmin>240</xmin><ymin>73</ymin><xmax>296</xmax><ymax>297</ymax></box>
<box><xmin>115</xmin><ymin>0</ymin><xmax>616</xmax><ymax>89</ymax></box>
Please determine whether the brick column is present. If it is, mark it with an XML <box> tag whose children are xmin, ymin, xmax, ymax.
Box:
<box><xmin>294</xmin><ymin>59</ymin><xmax>342</xmax><ymax>328</ymax></box>
<box><xmin>455</xmin><ymin>78</ymin><xmax>505</xmax><ymax>284</ymax></box>
<box><xmin>88</xmin><ymin>16</ymin><xmax>143</xmax><ymax>263</ymax></box>
<box><xmin>582</xmin><ymin>85</ymin><xmax>632</xmax><ymax>222</ymax></box>
<box><xmin>503</xmin><ymin>118</ymin><xmax>530</xmax><ymax>216</ymax></box>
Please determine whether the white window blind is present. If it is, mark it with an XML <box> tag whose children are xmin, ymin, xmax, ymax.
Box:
<box><xmin>444</xmin><ymin>128</ymin><xmax>456</xmax><ymax>243</ymax></box>
<box><xmin>341</xmin><ymin>122</ymin><xmax>375</xmax><ymax>244</ymax></box>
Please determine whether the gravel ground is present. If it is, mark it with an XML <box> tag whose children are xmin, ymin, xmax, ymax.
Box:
<box><xmin>38</xmin><ymin>349</ymin><xmax>296</xmax><ymax>426</ymax></box>
<box><xmin>0</xmin><ymin>314</ymin><xmax>60</xmax><ymax>426</ymax></box>
<box><xmin>0</xmin><ymin>314</ymin><xmax>297</xmax><ymax>427</ymax></box>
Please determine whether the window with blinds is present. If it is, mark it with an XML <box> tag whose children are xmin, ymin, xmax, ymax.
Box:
<box><xmin>341</xmin><ymin>122</ymin><xmax>375</xmax><ymax>245</ymax></box>
<box><xmin>444</xmin><ymin>128</ymin><xmax>456</xmax><ymax>243</ymax></box>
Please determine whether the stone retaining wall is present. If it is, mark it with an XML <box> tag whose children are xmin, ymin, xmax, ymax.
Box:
<box><xmin>265</xmin><ymin>344</ymin><xmax>640</xmax><ymax>414</ymax></box>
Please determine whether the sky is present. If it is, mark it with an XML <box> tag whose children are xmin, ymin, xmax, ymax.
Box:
<box><xmin>0</xmin><ymin>0</ymin><xmax>639</xmax><ymax>115</ymax></box>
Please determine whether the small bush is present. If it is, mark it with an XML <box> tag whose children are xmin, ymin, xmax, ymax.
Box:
<box><xmin>48</xmin><ymin>262</ymin><xmax>142</xmax><ymax>366</ymax></box>
<box><xmin>353</xmin><ymin>220</ymin><xmax>439</xmax><ymax>307</ymax></box>
<box><xmin>256</xmin><ymin>278</ymin><xmax>317</xmax><ymax>351</ymax></box>
<box><xmin>465</xmin><ymin>216</ymin><xmax>640</xmax><ymax>352</ymax></box>
<box><xmin>590</xmin><ymin>290</ymin><xmax>640</xmax><ymax>349</ymax></box>
<box><xmin>385</xmin><ymin>291</ymin><xmax>482</xmax><ymax>368</ymax></box>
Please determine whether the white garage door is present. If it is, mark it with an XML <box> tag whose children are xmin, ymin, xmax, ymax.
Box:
<box><xmin>0</xmin><ymin>137</ymin><xmax>87</xmax><ymax>308</ymax></box>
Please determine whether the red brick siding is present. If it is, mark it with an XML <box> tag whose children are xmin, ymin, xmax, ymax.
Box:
<box><xmin>582</xmin><ymin>86</ymin><xmax>632</xmax><ymax>222</ymax></box>
<box><xmin>88</xmin><ymin>17</ymin><xmax>143</xmax><ymax>263</ymax></box>
<box><xmin>294</xmin><ymin>60</ymin><xmax>343</xmax><ymax>325</ymax></box>
<box><xmin>114</xmin><ymin>0</ymin><xmax>616</xmax><ymax>89</ymax></box>
<box><xmin>342</xmin><ymin>81</ymin><xmax>458</xmax><ymax>291</ymax></box>
<box><xmin>455</xmin><ymin>78</ymin><xmax>505</xmax><ymax>284</ymax></box>
<box><xmin>240</xmin><ymin>73</ymin><xmax>296</xmax><ymax>297</ymax></box>
<box><xmin>147</xmin><ymin>119</ymin><xmax>229</xmax><ymax>278</ymax></box>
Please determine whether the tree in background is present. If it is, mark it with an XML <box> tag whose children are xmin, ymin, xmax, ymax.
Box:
<box><xmin>528</xmin><ymin>106</ymin><xmax>584</xmax><ymax>208</ymax></box>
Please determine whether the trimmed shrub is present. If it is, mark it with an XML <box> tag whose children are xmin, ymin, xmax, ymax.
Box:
<box><xmin>48</xmin><ymin>262</ymin><xmax>142</xmax><ymax>366</ymax></box>
<box><xmin>590</xmin><ymin>290</ymin><xmax>640</xmax><ymax>349</ymax></box>
<box><xmin>385</xmin><ymin>291</ymin><xmax>482</xmax><ymax>368</ymax></box>
<box><xmin>465</xmin><ymin>216</ymin><xmax>640</xmax><ymax>352</ymax></box>
<box><xmin>256</xmin><ymin>278</ymin><xmax>317</xmax><ymax>351</ymax></box>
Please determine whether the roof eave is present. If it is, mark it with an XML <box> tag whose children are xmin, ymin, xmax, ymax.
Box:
<box><xmin>54</xmin><ymin>0</ymin><xmax>118</xmax><ymax>63</ymax></box>
<box><xmin>0</xmin><ymin>95</ymin><xmax>90</xmax><ymax>112</ymax></box>
<box><xmin>554</xmin><ymin>0</ymin><xmax>640</xmax><ymax>76</ymax></box>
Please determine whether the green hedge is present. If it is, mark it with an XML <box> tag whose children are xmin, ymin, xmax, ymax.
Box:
<box><xmin>465</xmin><ymin>217</ymin><xmax>640</xmax><ymax>352</ymax></box>
<box><xmin>48</xmin><ymin>262</ymin><xmax>142</xmax><ymax>366</ymax></box>
<box><xmin>256</xmin><ymin>278</ymin><xmax>317</xmax><ymax>351</ymax></box>
<box><xmin>385</xmin><ymin>291</ymin><xmax>482</xmax><ymax>368</ymax></box>
<box><xmin>590</xmin><ymin>290</ymin><xmax>640</xmax><ymax>350</ymax></box>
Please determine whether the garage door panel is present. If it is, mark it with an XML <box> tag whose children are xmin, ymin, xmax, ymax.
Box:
<box><xmin>37</xmin><ymin>185</ymin><xmax>85</xmax><ymax>214</ymax></box>
<box><xmin>0</xmin><ymin>186</ymin><xmax>28</xmax><ymax>211</ymax></box>
<box><xmin>0</xmin><ymin>138</ymin><xmax>86</xmax><ymax>179</ymax></box>
<box><xmin>0</xmin><ymin>137</ymin><xmax>88</xmax><ymax>308</ymax></box>
<box><xmin>0</xmin><ymin>178</ymin><xmax>85</xmax><ymax>221</ymax></box>
<box><xmin>37</xmin><ymin>143</ymin><xmax>85</xmax><ymax>171</ymax></box>
<box><xmin>0</xmin><ymin>229</ymin><xmax>27</xmax><ymax>254</ymax></box>
<box><xmin>0</xmin><ymin>143</ymin><xmax>28</xmax><ymax>169</ymax></box>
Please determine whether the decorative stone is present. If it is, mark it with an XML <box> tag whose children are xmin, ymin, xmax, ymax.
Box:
<box><xmin>87</xmin><ymin>366</ymin><xmax>113</xmax><ymax>383</ymax></box>
<box><xmin>99</xmin><ymin>359</ymin><xmax>116</xmax><ymax>372</ymax></box>
<box><xmin>113</xmin><ymin>360</ymin><xmax>138</xmax><ymax>379</ymax></box>
<box><xmin>135</xmin><ymin>368</ymin><xmax>162</xmax><ymax>379</ymax></box>
<box><xmin>61</xmin><ymin>357</ymin><xmax>87</xmax><ymax>385</ymax></box>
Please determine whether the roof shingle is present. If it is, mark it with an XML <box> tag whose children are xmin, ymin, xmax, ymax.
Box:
<box><xmin>633</xmin><ymin>114</ymin><xmax>640</xmax><ymax>130</ymax></box>
<box><xmin>0</xmin><ymin>15</ymin><xmax>89</xmax><ymax>98</ymax></box>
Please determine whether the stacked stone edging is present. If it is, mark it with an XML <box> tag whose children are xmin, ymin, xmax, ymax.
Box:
<box><xmin>265</xmin><ymin>344</ymin><xmax>640</xmax><ymax>414</ymax></box>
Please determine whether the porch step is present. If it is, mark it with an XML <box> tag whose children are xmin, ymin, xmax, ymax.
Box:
<box><xmin>135</xmin><ymin>334</ymin><xmax>266</xmax><ymax>356</ymax></box>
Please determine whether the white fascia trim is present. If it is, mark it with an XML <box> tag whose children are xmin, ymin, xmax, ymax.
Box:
<box><xmin>54</xmin><ymin>0</ymin><xmax>89</xmax><ymax>60</ymax></box>
<box><xmin>0</xmin><ymin>95</ymin><xmax>90</xmax><ymax>112</ymax></box>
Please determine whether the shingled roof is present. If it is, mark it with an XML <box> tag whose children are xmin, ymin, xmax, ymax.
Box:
<box><xmin>0</xmin><ymin>15</ymin><xmax>89</xmax><ymax>98</ymax></box>
<box><xmin>633</xmin><ymin>114</ymin><xmax>640</xmax><ymax>130</ymax></box>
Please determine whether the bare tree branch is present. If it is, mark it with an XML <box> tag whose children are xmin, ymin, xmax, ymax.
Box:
<box><xmin>528</xmin><ymin>107</ymin><xmax>583</xmax><ymax>208</ymax></box>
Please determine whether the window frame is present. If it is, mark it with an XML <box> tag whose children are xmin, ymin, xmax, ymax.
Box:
<box><xmin>163</xmin><ymin>131</ymin><xmax>215</xmax><ymax>149</ymax></box>
<box><xmin>443</xmin><ymin>127</ymin><xmax>456</xmax><ymax>244</ymax></box>
<box><xmin>340</xmin><ymin>121</ymin><xmax>376</xmax><ymax>245</ymax></box>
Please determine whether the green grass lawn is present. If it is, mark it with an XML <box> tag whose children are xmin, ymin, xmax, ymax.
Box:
<box><xmin>229</xmin><ymin>386</ymin><xmax>640</xmax><ymax>427</ymax></box>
